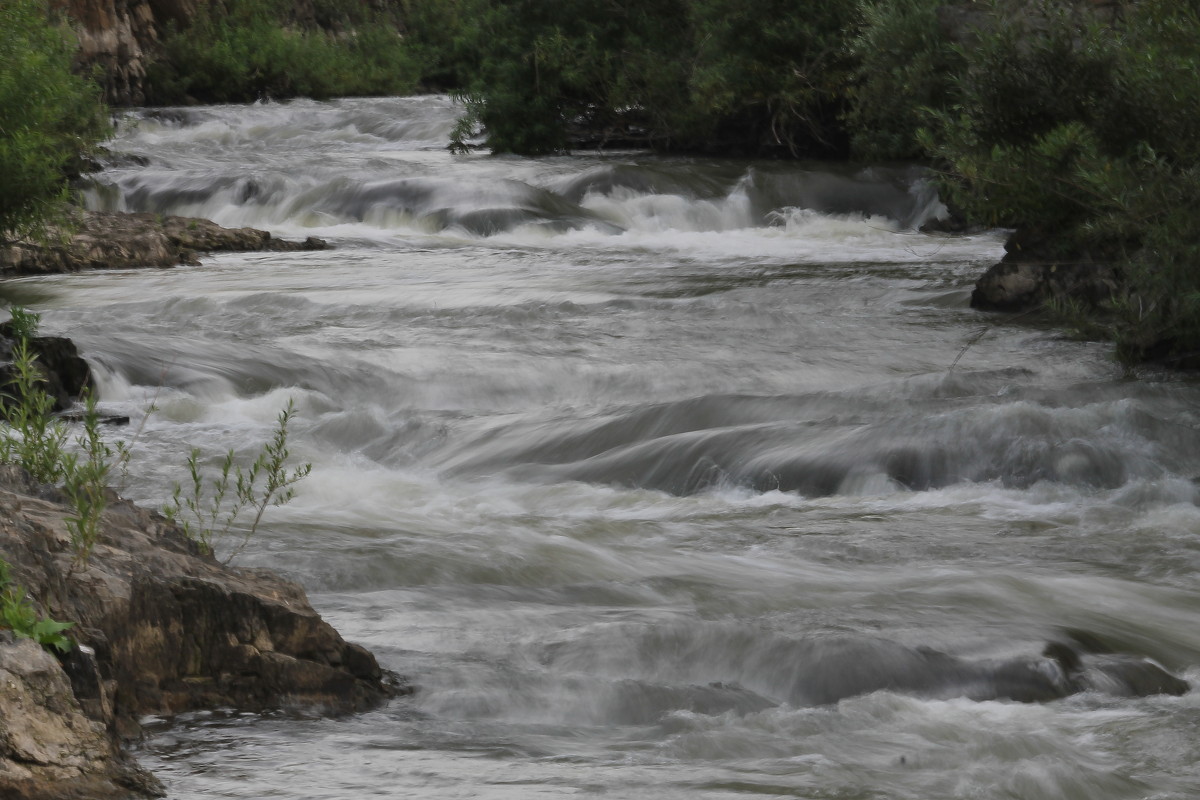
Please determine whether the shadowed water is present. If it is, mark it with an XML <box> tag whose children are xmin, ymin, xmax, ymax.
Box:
<box><xmin>8</xmin><ymin>96</ymin><xmax>1199</xmax><ymax>799</ymax></box>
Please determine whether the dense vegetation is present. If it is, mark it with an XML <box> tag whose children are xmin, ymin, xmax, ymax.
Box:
<box><xmin>145</xmin><ymin>0</ymin><xmax>421</xmax><ymax>104</ymax></box>
<box><xmin>406</xmin><ymin>0</ymin><xmax>857</xmax><ymax>156</ymax></box>
<box><xmin>0</xmin><ymin>0</ymin><xmax>108</xmax><ymax>238</ymax></box>
<box><xmin>852</xmin><ymin>0</ymin><xmax>1200</xmax><ymax>363</ymax></box>
<box><xmin>5</xmin><ymin>0</ymin><xmax>1200</xmax><ymax>364</ymax></box>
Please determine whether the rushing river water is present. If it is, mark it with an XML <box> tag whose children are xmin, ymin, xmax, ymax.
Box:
<box><xmin>11</xmin><ymin>95</ymin><xmax>1200</xmax><ymax>798</ymax></box>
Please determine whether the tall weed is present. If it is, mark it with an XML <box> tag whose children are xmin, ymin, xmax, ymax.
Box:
<box><xmin>164</xmin><ymin>399</ymin><xmax>311</xmax><ymax>563</ymax></box>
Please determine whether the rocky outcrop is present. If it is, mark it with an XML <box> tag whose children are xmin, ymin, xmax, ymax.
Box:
<box><xmin>970</xmin><ymin>226</ymin><xmax>1123</xmax><ymax>312</ymax></box>
<box><xmin>0</xmin><ymin>211</ymin><xmax>327</xmax><ymax>276</ymax></box>
<box><xmin>52</xmin><ymin>0</ymin><xmax>159</xmax><ymax>107</ymax></box>
<box><xmin>0</xmin><ymin>634</ymin><xmax>160</xmax><ymax>800</ymax></box>
<box><xmin>0</xmin><ymin>325</ymin><xmax>92</xmax><ymax>413</ymax></box>
<box><xmin>0</xmin><ymin>465</ymin><xmax>399</xmax><ymax>798</ymax></box>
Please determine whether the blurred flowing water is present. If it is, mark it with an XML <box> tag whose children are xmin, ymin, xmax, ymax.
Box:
<box><xmin>9</xmin><ymin>95</ymin><xmax>1200</xmax><ymax>798</ymax></box>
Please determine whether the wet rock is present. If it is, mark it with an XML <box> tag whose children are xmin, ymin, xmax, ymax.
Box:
<box><xmin>0</xmin><ymin>633</ymin><xmax>162</xmax><ymax>800</ymax></box>
<box><xmin>0</xmin><ymin>324</ymin><xmax>92</xmax><ymax>413</ymax></box>
<box><xmin>0</xmin><ymin>464</ymin><xmax>399</xmax><ymax>794</ymax></box>
<box><xmin>0</xmin><ymin>211</ymin><xmax>327</xmax><ymax>276</ymax></box>
<box><xmin>970</xmin><ymin>228</ymin><xmax>1123</xmax><ymax>312</ymax></box>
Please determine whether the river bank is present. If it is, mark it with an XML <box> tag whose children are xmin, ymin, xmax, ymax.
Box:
<box><xmin>0</xmin><ymin>462</ymin><xmax>400</xmax><ymax>799</ymax></box>
<box><xmin>0</xmin><ymin>209</ymin><xmax>394</xmax><ymax>798</ymax></box>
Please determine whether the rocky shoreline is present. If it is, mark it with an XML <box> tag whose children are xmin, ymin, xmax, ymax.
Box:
<box><xmin>0</xmin><ymin>464</ymin><xmax>401</xmax><ymax>799</ymax></box>
<box><xmin>0</xmin><ymin>213</ymin><xmax>398</xmax><ymax>799</ymax></box>
<box><xmin>969</xmin><ymin>228</ymin><xmax>1122</xmax><ymax>314</ymax></box>
<box><xmin>0</xmin><ymin>210</ymin><xmax>327</xmax><ymax>276</ymax></box>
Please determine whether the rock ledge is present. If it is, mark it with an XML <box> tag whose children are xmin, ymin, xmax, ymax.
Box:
<box><xmin>0</xmin><ymin>211</ymin><xmax>327</xmax><ymax>275</ymax></box>
<box><xmin>0</xmin><ymin>465</ymin><xmax>398</xmax><ymax>799</ymax></box>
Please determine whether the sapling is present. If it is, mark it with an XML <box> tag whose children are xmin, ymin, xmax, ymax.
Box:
<box><xmin>61</xmin><ymin>390</ymin><xmax>113</xmax><ymax>566</ymax></box>
<box><xmin>0</xmin><ymin>309</ymin><xmax>69</xmax><ymax>485</ymax></box>
<box><xmin>164</xmin><ymin>399</ymin><xmax>311</xmax><ymax>564</ymax></box>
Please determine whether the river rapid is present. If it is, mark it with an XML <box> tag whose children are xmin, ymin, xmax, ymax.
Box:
<box><xmin>11</xmin><ymin>96</ymin><xmax>1200</xmax><ymax>798</ymax></box>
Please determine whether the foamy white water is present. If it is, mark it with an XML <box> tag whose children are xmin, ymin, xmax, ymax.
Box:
<box><xmin>7</xmin><ymin>95</ymin><xmax>1200</xmax><ymax>799</ymax></box>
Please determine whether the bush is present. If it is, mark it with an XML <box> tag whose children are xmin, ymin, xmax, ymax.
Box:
<box><xmin>844</xmin><ymin>0</ymin><xmax>960</xmax><ymax>161</ymax></box>
<box><xmin>451</xmin><ymin>0</ymin><xmax>857</xmax><ymax>156</ymax></box>
<box><xmin>1</xmin><ymin>308</ymin><xmax>112</xmax><ymax>565</ymax></box>
<box><xmin>145</xmin><ymin>0</ymin><xmax>421</xmax><ymax>104</ymax></box>
<box><xmin>914</xmin><ymin>0</ymin><xmax>1200</xmax><ymax>362</ymax></box>
<box><xmin>0</xmin><ymin>0</ymin><xmax>109</xmax><ymax>238</ymax></box>
<box><xmin>164</xmin><ymin>399</ymin><xmax>311</xmax><ymax>564</ymax></box>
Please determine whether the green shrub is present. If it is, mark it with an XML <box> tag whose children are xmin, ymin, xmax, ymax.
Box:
<box><xmin>146</xmin><ymin>0</ymin><xmax>421</xmax><ymax>104</ymax></box>
<box><xmin>1</xmin><ymin>308</ymin><xmax>113</xmax><ymax>565</ymax></box>
<box><xmin>451</xmin><ymin>0</ymin><xmax>857</xmax><ymax>156</ymax></box>
<box><xmin>844</xmin><ymin>0</ymin><xmax>960</xmax><ymax>161</ymax></box>
<box><xmin>915</xmin><ymin>0</ymin><xmax>1200</xmax><ymax>362</ymax></box>
<box><xmin>1</xmin><ymin>309</ymin><xmax>69</xmax><ymax>485</ymax></box>
<box><xmin>0</xmin><ymin>558</ymin><xmax>73</xmax><ymax>654</ymax></box>
<box><xmin>61</xmin><ymin>391</ymin><xmax>113</xmax><ymax>566</ymax></box>
<box><xmin>0</xmin><ymin>0</ymin><xmax>109</xmax><ymax>238</ymax></box>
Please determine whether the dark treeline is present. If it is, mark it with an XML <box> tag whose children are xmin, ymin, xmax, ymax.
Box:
<box><xmin>3</xmin><ymin>0</ymin><xmax>1200</xmax><ymax>364</ymax></box>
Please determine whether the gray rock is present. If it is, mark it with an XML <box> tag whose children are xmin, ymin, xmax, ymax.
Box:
<box><xmin>0</xmin><ymin>634</ymin><xmax>162</xmax><ymax>800</ymax></box>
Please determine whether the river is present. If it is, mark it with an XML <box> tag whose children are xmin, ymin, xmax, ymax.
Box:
<box><xmin>13</xmin><ymin>95</ymin><xmax>1200</xmax><ymax>798</ymax></box>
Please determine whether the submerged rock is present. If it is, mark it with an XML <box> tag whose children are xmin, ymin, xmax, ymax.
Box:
<box><xmin>782</xmin><ymin>637</ymin><xmax>1190</xmax><ymax>706</ymax></box>
<box><xmin>0</xmin><ymin>465</ymin><xmax>398</xmax><ymax>798</ymax></box>
<box><xmin>0</xmin><ymin>210</ymin><xmax>327</xmax><ymax>275</ymax></box>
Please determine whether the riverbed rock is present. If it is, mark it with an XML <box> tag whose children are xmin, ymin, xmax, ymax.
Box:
<box><xmin>0</xmin><ymin>464</ymin><xmax>398</xmax><ymax>796</ymax></box>
<box><xmin>0</xmin><ymin>211</ymin><xmax>327</xmax><ymax>276</ymax></box>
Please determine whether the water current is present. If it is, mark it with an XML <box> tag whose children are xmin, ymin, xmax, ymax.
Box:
<box><xmin>11</xmin><ymin>96</ymin><xmax>1200</xmax><ymax>798</ymax></box>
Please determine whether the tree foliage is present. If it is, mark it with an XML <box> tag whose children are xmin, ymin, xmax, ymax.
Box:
<box><xmin>145</xmin><ymin>0</ymin><xmax>421</xmax><ymax>104</ymax></box>
<box><xmin>0</xmin><ymin>0</ymin><xmax>109</xmax><ymax>238</ymax></box>
<box><xmin>439</xmin><ymin>0</ymin><xmax>854</xmax><ymax>156</ymax></box>
<box><xmin>911</xmin><ymin>0</ymin><xmax>1200</xmax><ymax>362</ymax></box>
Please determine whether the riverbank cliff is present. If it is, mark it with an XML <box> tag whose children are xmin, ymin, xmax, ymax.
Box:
<box><xmin>0</xmin><ymin>463</ymin><xmax>399</xmax><ymax>798</ymax></box>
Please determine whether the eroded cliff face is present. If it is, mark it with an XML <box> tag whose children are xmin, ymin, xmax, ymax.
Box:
<box><xmin>53</xmin><ymin>0</ymin><xmax>162</xmax><ymax>106</ymax></box>
<box><xmin>53</xmin><ymin>0</ymin><xmax>337</xmax><ymax>106</ymax></box>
